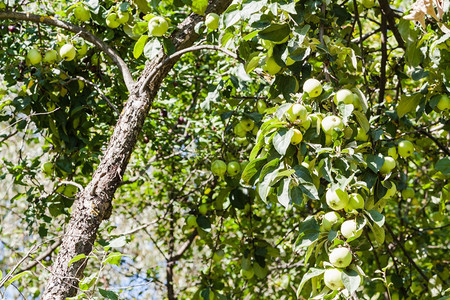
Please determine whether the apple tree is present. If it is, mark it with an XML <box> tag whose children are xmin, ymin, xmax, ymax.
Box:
<box><xmin>0</xmin><ymin>0</ymin><xmax>449</xmax><ymax>299</ymax></box>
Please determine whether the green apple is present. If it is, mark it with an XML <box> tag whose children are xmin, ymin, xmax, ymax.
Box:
<box><xmin>398</xmin><ymin>140</ymin><xmax>414</xmax><ymax>158</ymax></box>
<box><xmin>388</xmin><ymin>147</ymin><xmax>398</xmax><ymax>160</ymax></box>
<box><xmin>263</xmin><ymin>56</ymin><xmax>282</xmax><ymax>75</ymax></box>
<box><xmin>27</xmin><ymin>49</ymin><xmax>42</xmax><ymax>65</ymax></box>
<box><xmin>211</xmin><ymin>160</ymin><xmax>227</xmax><ymax>176</ymax></box>
<box><xmin>198</xmin><ymin>203</ymin><xmax>208</xmax><ymax>215</ymax></box>
<box><xmin>234</xmin><ymin>122</ymin><xmax>247</xmax><ymax>137</ymax></box>
<box><xmin>236</xmin><ymin>137</ymin><xmax>249</xmax><ymax>146</ymax></box>
<box><xmin>334</xmin><ymin>89</ymin><xmax>354</xmax><ymax>105</ymax></box>
<box><xmin>355</xmin><ymin>127</ymin><xmax>369</xmax><ymax>141</ymax></box>
<box><xmin>74</xmin><ymin>5</ymin><xmax>91</xmax><ymax>22</ymax></box>
<box><xmin>227</xmin><ymin>161</ymin><xmax>241</xmax><ymax>177</ymax></box>
<box><xmin>43</xmin><ymin>50</ymin><xmax>58</xmax><ymax>64</ymax></box>
<box><xmin>323</xmin><ymin>268</ymin><xmax>344</xmax><ymax>290</ymax></box>
<box><xmin>360</xmin><ymin>0</ymin><xmax>375</xmax><ymax>9</ymax></box>
<box><xmin>401</xmin><ymin>187</ymin><xmax>415</xmax><ymax>199</ymax></box>
<box><xmin>205</xmin><ymin>13</ymin><xmax>220</xmax><ymax>30</ymax></box>
<box><xmin>300</xmin><ymin>116</ymin><xmax>311</xmax><ymax>131</ymax></box>
<box><xmin>341</xmin><ymin>219</ymin><xmax>363</xmax><ymax>239</ymax></box>
<box><xmin>257</xmin><ymin>100</ymin><xmax>267</xmax><ymax>114</ymax></box>
<box><xmin>41</xmin><ymin>162</ymin><xmax>54</xmax><ymax>175</ymax></box>
<box><xmin>148</xmin><ymin>16</ymin><xmax>169</xmax><ymax>37</ymax></box>
<box><xmin>436</xmin><ymin>95</ymin><xmax>450</xmax><ymax>111</ymax></box>
<box><xmin>117</xmin><ymin>11</ymin><xmax>130</xmax><ymax>24</ymax></box>
<box><xmin>106</xmin><ymin>13</ymin><xmax>120</xmax><ymax>29</ymax></box>
<box><xmin>329</xmin><ymin>247</ymin><xmax>352</xmax><ymax>268</ymax></box>
<box><xmin>240</xmin><ymin>119</ymin><xmax>255</xmax><ymax>132</ymax></box>
<box><xmin>291</xmin><ymin>129</ymin><xmax>303</xmax><ymax>145</ymax></box>
<box><xmin>321</xmin><ymin>115</ymin><xmax>343</xmax><ymax>135</ymax></box>
<box><xmin>59</xmin><ymin>44</ymin><xmax>76</xmax><ymax>61</ymax></box>
<box><xmin>380</xmin><ymin>156</ymin><xmax>396</xmax><ymax>174</ymax></box>
<box><xmin>286</xmin><ymin>104</ymin><xmax>307</xmax><ymax>123</ymax></box>
<box><xmin>240</xmin><ymin>267</ymin><xmax>254</xmax><ymax>279</ymax></box>
<box><xmin>343</xmin><ymin>127</ymin><xmax>353</xmax><ymax>139</ymax></box>
<box><xmin>213</xmin><ymin>249</ymin><xmax>225</xmax><ymax>262</ymax></box>
<box><xmin>303</xmin><ymin>78</ymin><xmax>323</xmax><ymax>98</ymax></box>
<box><xmin>346</xmin><ymin>193</ymin><xmax>364</xmax><ymax>211</ymax></box>
<box><xmin>186</xmin><ymin>215</ymin><xmax>197</xmax><ymax>228</ymax></box>
<box><xmin>321</xmin><ymin>211</ymin><xmax>340</xmax><ymax>231</ymax></box>
<box><xmin>326</xmin><ymin>188</ymin><xmax>349</xmax><ymax>211</ymax></box>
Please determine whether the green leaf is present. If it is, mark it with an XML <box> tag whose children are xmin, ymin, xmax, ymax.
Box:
<box><xmin>143</xmin><ymin>38</ymin><xmax>162</xmax><ymax>60</ymax></box>
<box><xmin>295</xmin><ymin>216</ymin><xmax>320</xmax><ymax>249</ymax></box>
<box><xmin>196</xmin><ymin>215</ymin><xmax>211</xmax><ymax>232</ymax></box>
<box><xmin>257</xmin><ymin>159</ymin><xmax>282</xmax><ymax>202</ymax></box>
<box><xmin>103</xmin><ymin>252</ymin><xmax>123</xmax><ymax>266</ymax></box>
<box><xmin>435</xmin><ymin>157</ymin><xmax>450</xmax><ymax>176</ymax></box>
<box><xmin>293</xmin><ymin>165</ymin><xmax>319</xmax><ymax>200</ymax></box>
<box><xmin>296</xmin><ymin>268</ymin><xmax>325</xmax><ymax>297</ymax></box>
<box><xmin>290</xmin><ymin>185</ymin><xmax>303</xmax><ymax>206</ymax></box>
<box><xmin>107</xmin><ymin>236</ymin><xmax>127</xmax><ymax>248</ymax></box>
<box><xmin>258</xmin><ymin>23</ymin><xmax>291</xmax><ymax>42</ymax></box>
<box><xmin>68</xmin><ymin>254</ymin><xmax>86</xmax><ymax>267</ymax></box>
<box><xmin>191</xmin><ymin>0</ymin><xmax>208</xmax><ymax>15</ymax></box>
<box><xmin>367</xmin><ymin>210</ymin><xmax>385</xmax><ymax>227</ymax></box>
<box><xmin>273</xmin><ymin>128</ymin><xmax>294</xmax><ymax>156</ymax></box>
<box><xmin>397</xmin><ymin>93</ymin><xmax>422</xmax><ymax>118</ymax></box>
<box><xmin>5</xmin><ymin>271</ymin><xmax>31</xmax><ymax>288</ymax></box>
<box><xmin>79</xmin><ymin>272</ymin><xmax>97</xmax><ymax>291</ymax></box>
<box><xmin>132</xmin><ymin>34</ymin><xmax>148</xmax><ymax>55</ymax></box>
<box><xmin>342</xmin><ymin>269</ymin><xmax>361</xmax><ymax>294</ymax></box>
<box><xmin>370</xmin><ymin>223</ymin><xmax>385</xmax><ymax>244</ymax></box>
<box><xmin>353</xmin><ymin>110</ymin><xmax>370</xmax><ymax>133</ymax></box>
<box><xmin>99</xmin><ymin>289</ymin><xmax>119</xmax><ymax>300</ymax></box>
<box><xmin>277</xmin><ymin>177</ymin><xmax>291</xmax><ymax>208</ymax></box>
<box><xmin>366</xmin><ymin>154</ymin><xmax>384</xmax><ymax>173</ymax></box>
<box><xmin>241</xmin><ymin>155</ymin><xmax>268</xmax><ymax>186</ymax></box>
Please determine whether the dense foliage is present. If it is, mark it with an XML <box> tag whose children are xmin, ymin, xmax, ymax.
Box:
<box><xmin>0</xmin><ymin>0</ymin><xmax>449</xmax><ymax>299</ymax></box>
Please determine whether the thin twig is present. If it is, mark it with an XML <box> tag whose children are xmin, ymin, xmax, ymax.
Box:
<box><xmin>0</xmin><ymin>244</ymin><xmax>38</xmax><ymax>288</ymax></box>
<box><xmin>20</xmin><ymin>240</ymin><xmax>62</xmax><ymax>272</ymax></box>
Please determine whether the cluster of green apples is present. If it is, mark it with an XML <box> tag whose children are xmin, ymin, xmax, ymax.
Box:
<box><xmin>211</xmin><ymin>159</ymin><xmax>246</xmax><ymax>178</ymax></box>
<box><xmin>25</xmin><ymin>42</ymin><xmax>77</xmax><ymax>66</ymax></box>
<box><xmin>73</xmin><ymin>4</ymin><xmax>91</xmax><ymax>23</ymax></box>
<box><xmin>106</xmin><ymin>5</ymin><xmax>131</xmax><ymax>29</ymax></box>
<box><xmin>233</xmin><ymin>118</ymin><xmax>258</xmax><ymax>145</ymax></box>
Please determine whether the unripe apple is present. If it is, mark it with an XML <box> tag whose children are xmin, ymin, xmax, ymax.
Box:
<box><xmin>300</xmin><ymin>116</ymin><xmax>312</xmax><ymax>131</ymax></box>
<box><xmin>291</xmin><ymin>129</ymin><xmax>303</xmax><ymax>145</ymax></box>
<box><xmin>186</xmin><ymin>215</ymin><xmax>197</xmax><ymax>228</ymax></box>
<box><xmin>234</xmin><ymin>122</ymin><xmax>247</xmax><ymax>137</ymax></box>
<box><xmin>257</xmin><ymin>100</ymin><xmax>267</xmax><ymax>114</ymax></box>
<box><xmin>211</xmin><ymin>160</ymin><xmax>226</xmax><ymax>177</ymax></box>
<box><xmin>343</xmin><ymin>127</ymin><xmax>353</xmax><ymax>139</ymax></box>
<box><xmin>227</xmin><ymin>161</ymin><xmax>241</xmax><ymax>177</ymax></box>
<box><xmin>321</xmin><ymin>115</ymin><xmax>343</xmax><ymax>135</ymax></box>
<box><xmin>303</xmin><ymin>78</ymin><xmax>323</xmax><ymax>98</ymax></box>
<box><xmin>205</xmin><ymin>13</ymin><xmax>220</xmax><ymax>30</ymax></box>
<box><xmin>321</xmin><ymin>211</ymin><xmax>340</xmax><ymax>231</ymax></box>
<box><xmin>148</xmin><ymin>16</ymin><xmax>169</xmax><ymax>37</ymax></box>
<box><xmin>43</xmin><ymin>49</ymin><xmax>58</xmax><ymax>64</ymax></box>
<box><xmin>236</xmin><ymin>137</ymin><xmax>249</xmax><ymax>146</ymax></box>
<box><xmin>240</xmin><ymin>119</ymin><xmax>255</xmax><ymax>132</ymax></box>
<box><xmin>286</xmin><ymin>104</ymin><xmax>307</xmax><ymax>123</ymax></box>
<box><xmin>380</xmin><ymin>156</ymin><xmax>396</xmax><ymax>174</ymax></box>
<box><xmin>346</xmin><ymin>193</ymin><xmax>364</xmax><ymax>211</ymax></box>
<box><xmin>334</xmin><ymin>89</ymin><xmax>354</xmax><ymax>105</ymax></box>
<box><xmin>355</xmin><ymin>127</ymin><xmax>369</xmax><ymax>141</ymax></box>
<box><xmin>341</xmin><ymin>219</ymin><xmax>362</xmax><ymax>239</ymax></box>
<box><xmin>240</xmin><ymin>267</ymin><xmax>254</xmax><ymax>279</ymax></box>
<box><xmin>60</xmin><ymin>44</ymin><xmax>76</xmax><ymax>61</ymax></box>
<box><xmin>263</xmin><ymin>56</ymin><xmax>282</xmax><ymax>75</ymax></box>
<box><xmin>106</xmin><ymin>13</ymin><xmax>120</xmax><ymax>29</ymax></box>
<box><xmin>323</xmin><ymin>268</ymin><xmax>344</xmax><ymax>290</ymax></box>
<box><xmin>117</xmin><ymin>11</ymin><xmax>130</xmax><ymax>24</ymax></box>
<box><xmin>436</xmin><ymin>95</ymin><xmax>450</xmax><ymax>111</ymax></box>
<box><xmin>329</xmin><ymin>247</ymin><xmax>352</xmax><ymax>268</ymax></box>
<box><xmin>387</xmin><ymin>147</ymin><xmax>398</xmax><ymax>160</ymax></box>
<box><xmin>198</xmin><ymin>203</ymin><xmax>208</xmax><ymax>215</ymax></box>
<box><xmin>27</xmin><ymin>49</ymin><xmax>42</xmax><ymax>65</ymax></box>
<box><xmin>401</xmin><ymin>187</ymin><xmax>415</xmax><ymax>199</ymax></box>
<box><xmin>74</xmin><ymin>5</ymin><xmax>91</xmax><ymax>22</ymax></box>
<box><xmin>41</xmin><ymin>162</ymin><xmax>54</xmax><ymax>175</ymax></box>
<box><xmin>326</xmin><ymin>189</ymin><xmax>349</xmax><ymax>211</ymax></box>
<box><xmin>398</xmin><ymin>140</ymin><xmax>414</xmax><ymax>158</ymax></box>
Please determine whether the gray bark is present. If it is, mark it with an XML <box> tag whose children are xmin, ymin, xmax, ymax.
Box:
<box><xmin>41</xmin><ymin>0</ymin><xmax>233</xmax><ymax>298</ymax></box>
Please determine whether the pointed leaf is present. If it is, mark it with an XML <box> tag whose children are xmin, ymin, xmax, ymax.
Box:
<box><xmin>342</xmin><ymin>269</ymin><xmax>361</xmax><ymax>294</ymax></box>
<box><xmin>133</xmin><ymin>35</ymin><xmax>149</xmax><ymax>59</ymax></box>
<box><xmin>296</xmin><ymin>268</ymin><xmax>325</xmax><ymax>297</ymax></box>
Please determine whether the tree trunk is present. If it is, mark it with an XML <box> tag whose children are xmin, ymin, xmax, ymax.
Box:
<box><xmin>42</xmin><ymin>1</ymin><xmax>232</xmax><ymax>298</ymax></box>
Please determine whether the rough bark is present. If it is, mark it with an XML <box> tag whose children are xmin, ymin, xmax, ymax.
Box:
<box><xmin>40</xmin><ymin>0</ymin><xmax>233</xmax><ymax>298</ymax></box>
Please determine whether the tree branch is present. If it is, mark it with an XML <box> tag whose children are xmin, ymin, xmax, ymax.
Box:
<box><xmin>0</xmin><ymin>11</ymin><xmax>134</xmax><ymax>92</ymax></box>
<box><xmin>19</xmin><ymin>240</ymin><xmax>62</xmax><ymax>272</ymax></box>
<box><xmin>378</xmin><ymin>0</ymin><xmax>405</xmax><ymax>49</ymax></box>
